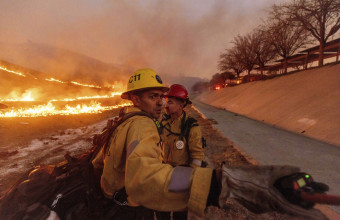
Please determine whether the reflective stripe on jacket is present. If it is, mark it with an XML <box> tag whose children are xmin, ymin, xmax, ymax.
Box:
<box><xmin>161</xmin><ymin>112</ymin><xmax>205</xmax><ymax>167</ymax></box>
<box><xmin>92</xmin><ymin>106</ymin><xmax>212</xmax><ymax>215</ymax></box>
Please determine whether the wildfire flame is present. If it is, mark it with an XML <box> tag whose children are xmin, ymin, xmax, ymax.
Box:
<box><xmin>0</xmin><ymin>102</ymin><xmax>131</xmax><ymax>118</ymax></box>
<box><xmin>1</xmin><ymin>64</ymin><xmax>128</xmax><ymax>118</ymax></box>
<box><xmin>49</xmin><ymin>92</ymin><xmax>122</xmax><ymax>102</ymax></box>
<box><xmin>0</xmin><ymin>91</ymin><xmax>126</xmax><ymax>117</ymax></box>
<box><xmin>1</xmin><ymin>88</ymin><xmax>123</xmax><ymax>103</ymax></box>
<box><xmin>71</xmin><ymin>81</ymin><xmax>102</xmax><ymax>89</ymax></box>
<box><xmin>46</xmin><ymin>78</ymin><xmax>102</xmax><ymax>89</ymax></box>
<box><xmin>2</xmin><ymin>65</ymin><xmax>105</xmax><ymax>89</ymax></box>
<box><xmin>0</xmin><ymin>65</ymin><xmax>26</xmax><ymax>77</ymax></box>
<box><xmin>20</xmin><ymin>91</ymin><xmax>34</xmax><ymax>101</ymax></box>
<box><xmin>0</xmin><ymin>90</ymin><xmax>36</xmax><ymax>102</ymax></box>
<box><xmin>45</xmin><ymin>78</ymin><xmax>65</xmax><ymax>83</ymax></box>
<box><xmin>46</xmin><ymin>78</ymin><xmax>102</xmax><ymax>88</ymax></box>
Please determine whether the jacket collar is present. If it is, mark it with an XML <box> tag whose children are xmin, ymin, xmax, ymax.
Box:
<box><xmin>123</xmin><ymin>106</ymin><xmax>143</xmax><ymax>114</ymax></box>
<box><xmin>121</xmin><ymin>106</ymin><xmax>157</xmax><ymax>121</ymax></box>
<box><xmin>170</xmin><ymin>111</ymin><xmax>186</xmax><ymax>125</ymax></box>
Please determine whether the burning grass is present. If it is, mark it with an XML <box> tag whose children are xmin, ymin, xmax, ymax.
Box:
<box><xmin>0</xmin><ymin>96</ymin><xmax>130</xmax><ymax>118</ymax></box>
<box><xmin>0</xmin><ymin>64</ymin><xmax>127</xmax><ymax>116</ymax></box>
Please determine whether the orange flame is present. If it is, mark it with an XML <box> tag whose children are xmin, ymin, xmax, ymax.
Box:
<box><xmin>0</xmin><ymin>65</ymin><xmax>26</xmax><ymax>77</ymax></box>
<box><xmin>2</xmin><ymin>66</ymin><xmax>123</xmax><ymax>90</ymax></box>
<box><xmin>1</xmin><ymin>90</ymin><xmax>36</xmax><ymax>102</ymax></box>
<box><xmin>71</xmin><ymin>81</ymin><xmax>102</xmax><ymax>89</ymax></box>
<box><xmin>1</xmin><ymin>64</ymin><xmax>128</xmax><ymax>118</ymax></box>
<box><xmin>45</xmin><ymin>78</ymin><xmax>65</xmax><ymax>83</ymax></box>
<box><xmin>46</xmin><ymin>78</ymin><xmax>103</xmax><ymax>89</ymax></box>
<box><xmin>20</xmin><ymin>91</ymin><xmax>34</xmax><ymax>101</ymax></box>
<box><xmin>0</xmin><ymin>102</ymin><xmax>131</xmax><ymax>118</ymax></box>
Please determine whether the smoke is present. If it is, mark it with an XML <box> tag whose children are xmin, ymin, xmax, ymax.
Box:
<box><xmin>0</xmin><ymin>0</ymin><xmax>284</xmax><ymax>81</ymax></box>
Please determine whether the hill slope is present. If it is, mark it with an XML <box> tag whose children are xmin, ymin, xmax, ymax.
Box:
<box><xmin>0</xmin><ymin>41</ymin><xmax>131</xmax><ymax>85</ymax></box>
<box><xmin>197</xmin><ymin>63</ymin><xmax>340</xmax><ymax>146</ymax></box>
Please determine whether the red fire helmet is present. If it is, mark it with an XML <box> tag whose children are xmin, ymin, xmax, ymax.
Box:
<box><xmin>165</xmin><ymin>84</ymin><xmax>192</xmax><ymax>104</ymax></box>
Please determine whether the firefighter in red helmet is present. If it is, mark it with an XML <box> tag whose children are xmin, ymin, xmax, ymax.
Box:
<box><xmin>161</xmin><ymin>84</ymin><xmax>204</xmax><ymax>168</ymax></box>
<box><xmin>158</xmin><ymin>84</ymin><xmax>205</xmax><ymax>219</ymax></box>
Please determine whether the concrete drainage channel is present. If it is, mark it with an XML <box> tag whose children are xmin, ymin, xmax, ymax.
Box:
<box><xmin>192</xmin><ymin>100</ymin><xmax>340</xmax><ymax>218</ymax></box>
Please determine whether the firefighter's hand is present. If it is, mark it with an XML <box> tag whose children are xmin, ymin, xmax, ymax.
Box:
<box><xmin>274</xmin><ymin>172</ymin><xmax>329</xmax><ymax>209</ymax></box>
<box><xmin>218</xmin><ymin>164</ymin><xmax>327</xmax><ymax>220</ymax></box>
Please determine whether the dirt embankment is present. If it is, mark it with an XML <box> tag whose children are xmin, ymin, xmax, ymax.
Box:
<box><xmin>197</xmin><ymin>63</ymin><xmax>340</xmax><ymax>146</ymax></box>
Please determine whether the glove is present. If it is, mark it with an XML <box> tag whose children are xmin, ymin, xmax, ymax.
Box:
<box><xmin>274</xmin><ymin>172</ymin><xmax>329</xmax><ymax>209</ymax></box>
<box><xmin>218</xmin><ymin>164</ymin><xmax>328</xmax><ymax>220</ymax></box>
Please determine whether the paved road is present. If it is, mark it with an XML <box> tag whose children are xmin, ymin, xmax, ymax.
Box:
<box><xmin>193</xmin><ymin>100</ymin><xmax>340</xmax><ymax>213</ymax></box>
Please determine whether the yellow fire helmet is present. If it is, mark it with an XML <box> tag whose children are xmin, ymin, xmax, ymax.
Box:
<box><xmin>121</xmin><ymin>68</ymin><xmax>169</xmax><ymax>100</ymax></box>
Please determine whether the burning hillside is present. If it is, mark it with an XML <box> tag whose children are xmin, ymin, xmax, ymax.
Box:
<box><xmin>0</xmin><ymin>60</ymin><xmax>130</xmax><ymax>117</ymax></box>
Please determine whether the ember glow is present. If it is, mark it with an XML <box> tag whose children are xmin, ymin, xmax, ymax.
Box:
<box><xmin>0</xmin><ymin>102</ymin><xmax>131</xmax><ymax>118</ymax></box>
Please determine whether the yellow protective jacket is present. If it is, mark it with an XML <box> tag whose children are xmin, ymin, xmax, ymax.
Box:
<box><xmin>161</xmin><ymin>112</ymin><xmax>204</xmax><ymax>167</ymax></box>
<box><xmin>92</xmin><ymin>106</ymin><xmax>212</xmax><ymax>215</ymax></box>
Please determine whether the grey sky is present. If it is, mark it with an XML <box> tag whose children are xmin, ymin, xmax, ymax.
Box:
<box><xmin>0</xmin><ymin>0</ymin><xmax>285</xmax><ymax>78</ymax></box>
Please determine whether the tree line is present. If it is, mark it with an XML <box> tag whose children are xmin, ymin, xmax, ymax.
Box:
<box><xmin>193</xmin><ymin>0</ymin><xmax>340</xmax><ymax>94</ymax></box>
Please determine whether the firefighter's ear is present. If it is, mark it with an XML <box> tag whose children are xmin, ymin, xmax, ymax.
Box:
<box><xmin>180</xmin><ymin>102</ymin><xmax>185</xmax><ymax>109</ymax></box>
<box><xmin>130</xmin><ymin>94</ymin><xmax>142</xmax><ymax>107</ymax></box>
<box><xmin>176</xmin><ymin>99</ymin><xmax>185</xmax><ymax>109</ymax></box>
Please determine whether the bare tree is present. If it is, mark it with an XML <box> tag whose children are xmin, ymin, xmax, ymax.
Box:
<box><xmin>273</xmin><ymin>0</ymin><xmax>340</xmax><ymax>66</ymax></box>
<box><xmin>232</xmin><ymin>34</ymin><xmax>258</xmax><ymax>79</ymax></box>
<box><xmin>218</xmin><ymin>47</ymin><xmax>245</xmax><ymax>78</ymax></box>
<box><xmin>253</xmin><ymin>29</ymin><xmax>277</xmax><ymax>75</ymax></box>
<box><xmin>266</xmin><ymin>19</ymin><xmax>309</xmax><ymax>73</ymax></box>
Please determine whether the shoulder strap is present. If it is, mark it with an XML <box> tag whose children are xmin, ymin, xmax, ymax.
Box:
<box><xmin>162</xmin><ymin>112</ymin><xmax>199</xmax><ymax>142</ymax></box>
<box><xmin>182</xmin><ymin>115</ymin><xmax>198</xmax><ymax>142</ymax></box>
<box><xmin>186</xmin><ymin>117</ymin><xmax>198</xmax><ymax>127</ymax></box>
<box><xmin>91</xmin><ymin>111</ymin><xmax>157</xmax><ymax>161</ymax></box>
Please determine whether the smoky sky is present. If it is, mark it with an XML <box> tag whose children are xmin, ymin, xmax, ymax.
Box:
<box><xmin>0</xmin><ymin>0</ymin><xmax>285</xmax><ymax>79</ymax></box>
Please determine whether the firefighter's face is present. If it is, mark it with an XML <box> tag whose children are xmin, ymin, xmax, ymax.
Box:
<box><xmin>134</xmin><ymin>89</ymin><xmax>164</xmax><ymax>119</ymax></box>
<box><xmin>165</xmin><ymin>97</ymin><xmax>184</xmax><ymax>115</ymax></box>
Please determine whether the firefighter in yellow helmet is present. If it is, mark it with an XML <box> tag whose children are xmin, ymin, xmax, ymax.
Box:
<box><xmin>92</xmin><ymin>68</ymin><xmax>214</xmax><ymax>218</ymax></box>
<box><xmin>92</xmin><ymin>68</ymin><xmax>327</xmax><ymax>220</ymax></box>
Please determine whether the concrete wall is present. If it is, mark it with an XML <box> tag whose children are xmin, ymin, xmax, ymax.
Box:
<box><xmin>197</xmin><ymin>63</ymin><xmax>340</xmax><ymax>146</ymax></box>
